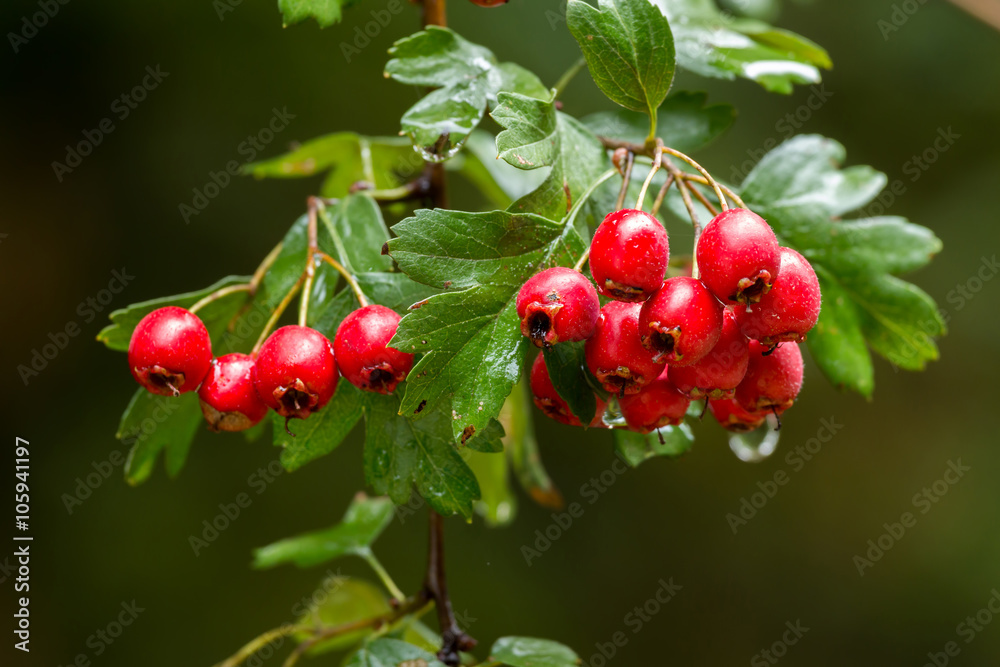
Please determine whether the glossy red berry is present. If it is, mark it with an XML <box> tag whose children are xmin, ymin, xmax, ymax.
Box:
<box><xmin>735</xmin><ymin>340</ymin><xmax>804</xmax><ymax>414</ymax></box>
<box><xmin>708</xmin><ymin>397</ymin><xmax>766</xmax><ymax>433</ymax></box>
<box><xmin>198</xmin><ymin>353</ymin><xmax>268</xmax><ymax>432</ymax></box>
<box><xmin>696</xmin><ymin>208</ymin><xmax>781</xmax><ymax>305</ymax></box>
<box><xmin>128</xmin><ymin>306</ymin><xmax>212</xmax><ymax>396</ymax></box>
<box><xmin>668</xmin><ymin>308</ymin><xmax>749</xmax><ymax>399</ymax></box>
<box><xmin>735</xmin><ymin>247</ymin><xmax>821</xmax><ymax>345</ymax></box>
<box><xmin>618</xmin><ymin>368</ymin><xmax>691</xmax><ymax>434</ymax></box>
<box><xmin>529</xmin><ymin>354</ymin><xmax>607</xmax><ymax>428</ymax></box>
<box><xmin>638</xmin><ymin>276</ymin><xmax>724</xmax><ymax>366</ymax></box>
<box><xmin>589</xmin><ymin>209</ymin><xmax>669</xmax><ymax>302</ymax></box>
<box><xmin>516</xmin><ymin>267</ymin><xmax>600</xmax><ymax>347</ymax></box>
<box><xmin>585</xmin><ymin>301</ymin><xmax>665</xmax><ymax>395</ymax></box>
<box><xmin>253</xmin><ymin>325</ymin><xmax>338</xmax><ymax>421</ymax></box>
<box><xmin>334</xmin><ymin>305</ymin><xmax>413</xmax><ymax>395</ymax></box>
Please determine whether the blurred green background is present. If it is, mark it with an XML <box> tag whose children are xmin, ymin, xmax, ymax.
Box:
<box><xmin>2</xmin><ymin>0</ymin><xmax>1000</xmax><ymax>665</ymax></box>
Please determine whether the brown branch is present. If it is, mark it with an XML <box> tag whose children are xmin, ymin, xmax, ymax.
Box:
<box><xmin>424</xmin><ymin>511</ymin><xmax>475</xmax><ymax>665</ymax></box>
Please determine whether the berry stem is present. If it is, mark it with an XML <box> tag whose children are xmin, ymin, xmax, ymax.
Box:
<box><xmin>566</xmin><ymin>168</ymin><xmax>619</xmax><ymax>272</ymax></box>
<box><xmin>673</xmin><ymin>174</ymin><xmax>702</xmax><ymax>279</ymax></box>
<box><xmin>318</xmin><ymin>252</ymin><xmax>370</xmax><ymax>308</ymax></box>
<box><xmin>634</xmin><ymin>138</ymin><xmax>664</xmax><ymax>211</ymax></box>
<box><xmin>614</xmin><ymin>150</ymin><xmax>634</xmax><ymax>211</ymax></box>
<box><xmin>251</xmin><ymin>275</ymin><xmax>304</xmax><ymax>354</ymax></box>
<box><xmin>649</xmin><ymin>173</ymin><xmax>676</xmax><ymax>219</ymax></box>
<box><xmin>553</xmin><ymin>57</ymin><xmax>586</xmax><ymax>99</ymax></box>
<box><xmin>682</xmin><ymin>174</ymin><xmax>747</xmax><ymax>209</ymax></box>
<box><xmin>659</xmin><ymin>146</ymin><xmax>728</xmax><ymax>211</ymax></box>
<box><xmin>683</xmin><ymin>180</ymin><xmax>720</xmax><ymax>218</ymax></box>
<box><xmin>189</xmin><ymin>284</ymin><xmax>252</xmax><ymax>315</ymax></box>
<box><xmin>250</xmin><ymin>242</ymin><xmax>284</xmax><ymax>296</ymax></box>
<box><xmin>299</xmin><ymin>196</ymin><xmax>323</xmax><ymax>327</ymax></box>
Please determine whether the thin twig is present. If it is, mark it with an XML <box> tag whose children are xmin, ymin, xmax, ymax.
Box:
<box><xmin>424</xmin><ymin>511</ymin><xmax>476</xmax><ymax>666</ymax></box>
<box><xmin>649</xmin><ymin>173</ymin><xmax>675</xmax><ymax>219</ymax></box>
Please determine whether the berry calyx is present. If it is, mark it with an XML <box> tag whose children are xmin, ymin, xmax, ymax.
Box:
<box><xmin>708</xmin><ymin>397</ymin><xmax>766</xmax><ymax>433</ymax></box>
<box><xmin>696</xmin><ymin>208</ymin><xmax>781</xmax><ymax>305</ymax></box>
<box><xmin>529</xmin><ymin>354</ymin><xmax>606</xmax><ymax>428</ymax></box>
<box><xmin>516</xmin><ymin>267</ymin><xmax>600</xmax><ymax>348</ymax></box>
<box><xmin>668</xmin><ymin>308</ymin><xmax>749</xmax><ymax>399</ymax></box>
<box><xmin>638</xmin><ymin>276</ymin><xmax>724</xmax><ymax>366</ymax></box>
<box><xmin>253</xmin><ymin>325</ymin><xmax>338</xmax><ymax>422</ymax></box>
<box><xmin>128</xmin><ymin>306</ymin><xmax>213</xmax><ymax>396</ymax></box>
<box><xmin>735</xmin><ymin>340</ymin><xmax>804</xmax><ymax>415</ymax></box>
<box><xmin>618</xmin><ymin>369</ymin><xmax>691</xmax><ymax>434</ymax></box>
<box><xmin>198</xmin><ymin>353</ymin><xmax>268</xmax><ymax>432</ymax></box>
<box><xmin>735</xmin><ymin>247</ymin><xmax>821</xmax><ymax>345</ymax></box>
<box><xmin>589</xmin><ymin>209</ymin><xmax>669</xmax><ymax>302</ymax></box>
<box><xmin>334</xmin><ymin>305</ymin><xmax>413</xmax><ymax>395</ymax></box>
<box><xmin>585</xmin><ymin>301</ymin><xmax>665</xmax><ymax>396</ymax></box>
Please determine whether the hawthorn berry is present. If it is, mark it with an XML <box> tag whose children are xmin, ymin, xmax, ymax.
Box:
<box><xmin>696</xmin><ymin>208</ymin><xmax>781</xmax><ymax>305</ymax></box>
<box><xmin>334</xmin><ymin>305</ymin><xmax>413</xmax><ymax>395</ymax></box>
<box><xmin>585</xmin><ymin>301</ymin><xmax>665</xmax><ymax>395</ymax></box>
<box><xmin>198</xmin><ymin>353</ymin><xmax>268</xmax><ymax>432</ymax></box>
<box><xmin>128</xmin><ymin>306</ymin><xmax>213</xmax><ymax>396</ymax></box>
<box><xmin>708</xmin><ymin>397</ymin><xmax>766</xmax><ymax>433</ymax></box>
<box><xmin>735</xmin><ymin>340</ymin><xmax>804</xmax><ymax>415</ymax></box>
<box><xmin>529</xmin><ymin>354</ymin><xmax>607</xmax><ymax>428</ymax></box>
<box><xmin>638</xmin><ymin>276</ymin><xmax>724</xmax><ymax>366</ymax></box>
<box><xmin>516</xmin><ymin>267</ymin><xmax>600</xmax><ymax>347</ymax></box>
<box><xmin>589</xmin><ymin>209</ymin><xmax>669</xmax><ymax>302</ymax></box>
<box><xmin>668</xmin><ymin>308</ymin><xmax>749</xmax><ymax>399</ymax></box>
<box><xmin>253</xmin><ymin>325</ymin><xmax>338</xmax><ymax>422</ymax></box>
<box><xmin>735</xmin><ymin>247</ymin><xmax>821</xmax><ymax>345</ymax></box>
<box><xmin>618</xmin><ymin>368</ymin><xmax>691</xmax><ymax>434</ymax></box>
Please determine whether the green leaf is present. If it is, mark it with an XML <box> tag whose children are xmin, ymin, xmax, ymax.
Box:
<box><xmin>493</xmin><ymin>92</ymin><xmax>611</xmax><ymax>226</ymax></box>
<box><xmin>387</xmin><ymin>208</ymin><xmax>586</xmax><ymax>442</ymax></box>
<box><xmin>491</xmin><ymin>636</ymin><xmax>581</xmax><ymax>667</ymax></box>
<box><xmin>385</xmin><ymin>27</ymin><xmax>547</xmax><ymax>160</ymax></box>
<box><xmin>466</xmin><ymin>448</ymin><xmax>517</xmax><ymax>527</ymax></box>
<box><xmin>116</xmin><ymin>390</ymin><xmax>203</xmax><ymax>485</ymax></box>
<box><xmin>541</xmin><ymin>343</ymin><xmax>597</xmax><ymax>426</ymax></box>
<box><xmin>737</xmin><ymin>135</ymin><xmax>945</xmax><ymax>394</ymax></box>
<box><xmin>97</xmin><ymin>275</ymin><xmax>251</xmax><ymax>351</ymax></box>
<box><xmin>244</xmin><ymin>132</ymin><xmax>422</xmax><ymax>199</ymax></box>
<box><xmin>253</xmin><ymin>494</ymin><xmax>395</xmax><ymax>569</ymax></box>
<box><xmin>613</xmin><ymin>423</ymin><xmax>694</xmax><ymax>467</ymax></box>
<box><xmin>567</xmin><ymin>0</ymin><xmax>675</xmax><ymax>117</ymax></box>
<box><xmin>275</xmin><ymin>381</ymin><xmax>366</xmax><ymax>472</ymax></box>
<box><xmin>655</xmin><ymin>0</ymin><xmax>831</xmax><ymax>94</ymax></box>
<box><xmin>278</xmin><ymin>0</ymin><xmax>362</xmax><ymax>28</ymax></box>
<box><xmin>450</xmin><ymin>131</ymin><xmax>549</xmax><ymax>209</ymax></box>
<box><xmin>363</xmin><ymin>391</ymin><xmax>481</xmax><ymax>518</ymax></box>
<box><xmin>581</xmin><ymin>91</ymin><xmax>735</xmax><ymax>154</ymax></box>
<box><xmin>345</xmin><ymin>638</ymin><xmax>447</xmax><ymax>667</ymax></box>
<box><xmin>293</xmin><ymin>578</ymin><xmax>390</xmax><ymax>654</ymax></box>
<box><xmin>319</xmin><ymin>195</ymin><xmax>393</xmax><ymax>273</ymax></box>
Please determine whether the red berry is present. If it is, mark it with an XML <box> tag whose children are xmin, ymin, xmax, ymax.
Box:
<box><xmin>638</xmin><ymin>276</ymin><xmax>724</xmax><ymax>366</ymax></box>
<box><xmin>253</xmin><ymin>325</ymin><xmax>338</xmax><ymax>421</ymax></box>
<box><xmin>696</xmin><ymin>208</ymin><xmax>780</xmax><ymax>305</ymax></box>
<box><xmin>735</xmin><ymin>247</ymin><xmax>821</xmax><ymax>345</ymax></box>
<box><xmin>585</xmin><ymin>301</ymin><xmax>665</xmax><ymax>395</ymax></box>
<box><xmin>198</xmin><ymin>353</ymin><xmax>268</xmax><ymax>432</ymax></box>
<box><xmin>589</xmin><ymin>209</ymin><xmax>669</xmax><ymax>302</ymax></box>
<box><xmin>668</xmin><ymin>308</ymin><xmax>749</xmax><ymax>399</ymax></box>
<box><xmin>334</xmin><ymin>305</ymin><xmax>413</xmax><ymax>394</ymax></box>
<box><xmin>516</xmin><ymin>267</ymin><xmax>600</xmax><ymax>347</ymax></box>
<box><xmin>128</xmin><ymin>306</ymin><xmax>212</xmax><ymax>396</ymax></box>
<box><xmin>735</xmin><ymin>341</ymin><xmax>804</xmax><ymax>414</ymax></box>
<box><xmin>708</xmin><ymin>397</ymin><xmax>766</xmax><ymax>433</ymax></box>
<box><xmin>529</xmin><ymin>354</ymin><xmax>607</xmax><ymax>428</ymax></box>
<box><xmin>618</xmin><ymin>368</ymin><xmax>691</xmax><ymax>434</ymax></box>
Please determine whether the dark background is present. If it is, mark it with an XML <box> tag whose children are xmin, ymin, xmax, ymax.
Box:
<box><xmin>2</xmin><ymin>0</ymin><xmax>1000</xmax><ymax>665</ymax></box>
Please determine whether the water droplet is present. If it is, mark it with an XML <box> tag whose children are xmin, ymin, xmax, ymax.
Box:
<box><xmin>728</xmin><ymin>414</ymin><xmax>781</xmax><ymax>463</ymax></box>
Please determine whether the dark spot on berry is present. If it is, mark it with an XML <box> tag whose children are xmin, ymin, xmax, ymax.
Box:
<box><xmin>528</xmin><ymin>312</ymin><xmax>551</xmax><ymax>343</ymax></box>
<box><xmin>414</xmin><ymin>399</ymin><xmax>427</xmax><ymax>414</ymax></box>
<box><xmin>367</xmin><ymin>368</ymin><xmax>394</xmax><ymax>392</ymax></box>
<box><xmin>733</xmin><ymin>274</ymin><xmax>771</xmax><ymax>304</ymax></box>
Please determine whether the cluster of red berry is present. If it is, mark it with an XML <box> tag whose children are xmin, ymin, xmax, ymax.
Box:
<box><xmin>126</xmin><ymin>304</ymin><xmax>414</xmax><ymax>432</ymax></box>
<box><xmin>518</xmin><ymin>207</ymin><xmax>821</xmax><ymax>434</ymax></box>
